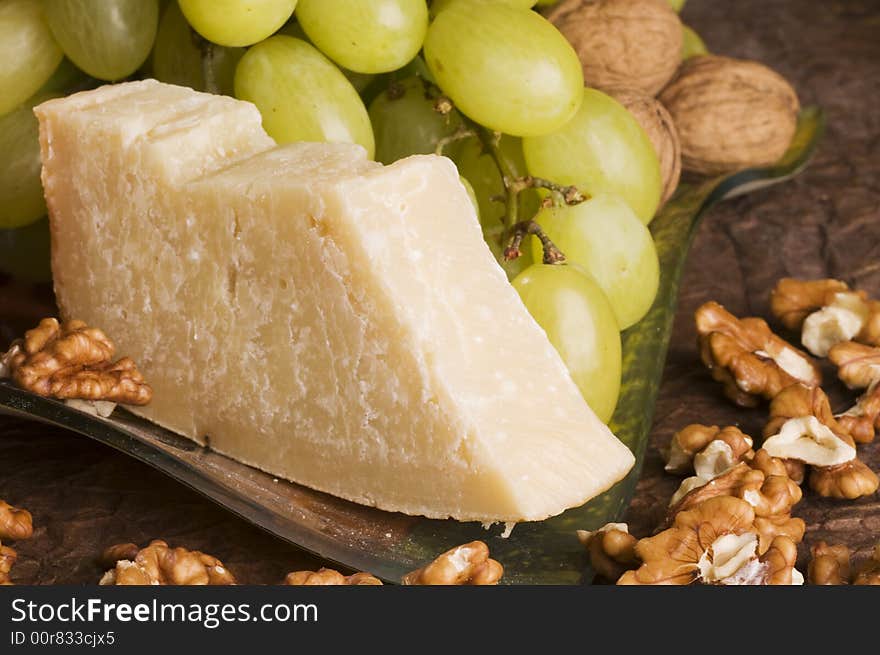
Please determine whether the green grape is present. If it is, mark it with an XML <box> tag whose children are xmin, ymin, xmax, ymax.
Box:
<box><xmin>234</xmin><ymin>36</ymin><xmax>375</xmax><ymax>158</ymax></box>
<box><xmin>152</xmin><ymin>2</ymin><xmax>244</xmax><ymax>95</ymax></box>
<box><xmin>394</xmin><ymin>54</ymin><xmax>434</xmax><ymax>84</ymax></box>
<box><xmin>369</xmin><ymin>76</ymin><xmax>463</xmax><ymax>164</ymax></box>
<box><xmin>430</xmin><ymin>0</ymin><xmax>537</xmax><ymax>18</ymax></box>
<box><xmin>296</xmin><ymin>0</ymin><xmax>428</xmax><ymax>74</ymax></box>
<box><xmin>668</xmin><ymin>0</ymin><xmax>686</xmax><ymax>11</ymax></box>
<box><xmin>523</xmin><ymin>88</ymin><xmax>662</xmax><ymax>223</ymax></box>
<box><xmin>0</xmin><ymin>92</ymin><xmax>59</xmax><ymax>230</ymax></box>
<box><xmin>179</xmin><ymin>0</ymin><xmax>297</xmax><ymax>47</ymax></box>
<box><xmin>0</xmin><ymin>0</ymin><xmax>62</xmax><ymax>116</ymax></box>
<box><xmin>512</xmin><ymin>264</ymin><xmax>621</xmax><ymax>422</ymax></box>
<box><xmin>451</xmin><ymin>134</ymin><xmax>538</xmax><ymax>279</ymax></box>
<box><xmin>42</xmin><ymin>0</ymin><xmax>158</xmax><ymax>81</ymax></box>
<box><xmin>451</xmin><ymin>134</ymin><xmax>535</xmax><ymax>232</ymax></box>
<box><xmin>0</xmin><ymin>217</ymin><xmax>52</xmax><ymax>281</ymax></box>
<box><xmin>682</xmin><ymin>25</ymin><xmax>708</xmax><ymax>59</ymax></box>
<box><xmin>460</xmin><ymin>176</ymin><xmax>479</xmax><ymax>219</ymax></box>
<box><xmin>277</xmin><ymin>21</ymin><xmax>375</xmax><ymax>94</ymax></box>
<box><xmin>531</xmin><ymin>194</ymin><xmax>659</xmax><ymax>329</ymax></box>
<box><xmin>424</xmin><ymin>2</ymin><xmax>583</xmax><ymax>136</ymax></box>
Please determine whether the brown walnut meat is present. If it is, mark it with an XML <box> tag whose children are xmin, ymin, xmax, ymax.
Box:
<box><xmin>577</xmin><ymin>523</ymin><xmax>639</xmax><ymax>582</ymax></box>
<box><xmin>610</xmin><ymin>89</ymin><xmax>681</xmax><ymax>203</ymax></box>
<box><xmin>664</xmin><ymin>424</ymin><xmax>754</xmax><ymax>475</ymax></box>
<box><xmin>808</xmin><ymin>542</ymin><xmax>851</xmax><ymax>585</ymax></box>
<box><xmin>402</xmin><ymin>541</ymin><xmax>503</xmax><ymax>585</ymax></box>
<box><xmin>2</xmin><ymin>318</ymin><xmax>152</xmax><ymax>405</ymax></box>
<box><xmin>770</xmin><ymin>278</ymin><xmax>880</xmax><ymax>354</ymax></box>
<box><xmin>618</xmin><ymin>496</ymin><xmax>802</xmax><ymax>585</ymax></box>
<box><xmin>0</xmin><ymin>544</ymin><xmax>17</xmax><ymax>585</ymax></box>
<box><xmin>99</xmin><ymin>540</ymin><xmax>236</xmax><ymax>586</ymax></box>
<box><xmin>763</xmin><ymin>384</ymin><xmax>878</xmax><ymax>499</ymax></box>
<box><xmin>829</xmin><ymin>341</ymin><xmax>880</xmax><ymax>389</ymax></box>
<box><xmin>771</xmin><ymin>278</ymin><xmax>851</xmax><ymax>331</ymax></box>
<box><xmin>659</xmin><ymin>55</ymin><xmax>800</xmax><ymax>176</ymax></box>
<box><xmin>695</xmin><ymin>301</ymin><xmax>820</xmax><ymax>407</ymax></box>
<box><xmin>98</xmin><ymin>542</ymin><xmax>140</xmax><ymax>569</ymax></box>
<box><xmin>853</xmin><ymin>545</ymin><xmax>880</xmax><ymax>585</ymax></box>
<box><xmin>809</xmin><ymin>459</ymin><xmax>879</xmax><ymax>500</ymax></box>
<box><xmin>547</xmin><ymin>0</ymin><xmax>682</xmax><ymax>96</ymax></box>
<box><xmin>835</xmin><ymin>382</ymin><xmax>880</xmax><ymax>445</ymax></box>
<box><xmin>666</xmin><ymin>459</ymin><xmax>803</xmax><ymax>553</ymax></box>
<box><xmin>0</xmin><ymin>500</ymin><xmax>33</xmax><ymax>542</ymax></box>
<box><xmin>283</xmin><ymin>569</ymin><xmax>382</xmax><ymax>586</ymax></box>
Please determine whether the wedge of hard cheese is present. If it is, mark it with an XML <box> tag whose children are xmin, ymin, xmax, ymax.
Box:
<box><xmin>35</xmin><ymin>80</ymin><xmax>634</xmax><ymax>522</ymax></box>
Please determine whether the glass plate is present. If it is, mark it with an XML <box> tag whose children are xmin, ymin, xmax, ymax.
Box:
<box><xmin>0</xmin><ymin>108</ymin><xmax>824</xmax><ymax>584</ymax></box>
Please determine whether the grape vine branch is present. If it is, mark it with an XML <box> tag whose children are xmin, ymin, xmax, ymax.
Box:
<box><xmin>417</xmin><ymin>81</ymin><xmax>589</xmax><ymax>266</ymax></box>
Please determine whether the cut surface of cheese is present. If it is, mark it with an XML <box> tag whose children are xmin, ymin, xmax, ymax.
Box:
<box><xmin>35</xmin><ymin>80</ymin><xmax>634</xmax><ymax>522</ymax></box>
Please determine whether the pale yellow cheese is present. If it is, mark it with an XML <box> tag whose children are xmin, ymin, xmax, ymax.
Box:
<box><xmin>35</xmin><ymin>80</ymin><xmax>634</xmax><ymax>522</ymax></box>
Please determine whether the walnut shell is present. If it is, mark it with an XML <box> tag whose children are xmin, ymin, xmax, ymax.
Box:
<box><xmin>659</xmin><ymin>55</ymin><xmax>800</xmax><ymax>175</ymax></box>
<box><xmin>548</xmin><ymin>0</ymin><xmax>683</xmax><ymax>96</ymax></box>
<box><xmin>610</xmin><ymin>89</ymin><xmax>681</xmax><ymax>203</ymax></box>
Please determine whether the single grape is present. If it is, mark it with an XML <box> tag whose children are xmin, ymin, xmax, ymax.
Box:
<box><xmin>424</xmin><ymin>2</ymin><xmax>583</xmax><ymax>136</ymax></box>
<box><xmin>451</xmin><ymin>134</ymin><xmax>536</xmax><ymax>233</ymax></box>
<box><xmin>512</xmin><ymin>264</ymin><xmax>622</xmax><ymax>422</ymax></box>
<box><xmin>0</xmin><ymin>92</ymin><xmax>59</xmax><ymax>230</ymax></box>
<box><xmin>42</xmin><ymin>0</ymin><xmax>158</xmax><ymax>81</ymax></box>
<box><xmin>152</xmin><ymin>2</ymin><xmax>244</xmax><ymax>95</ymax></box>
<box><xmin>451</xmin><ymin>134</ymin><xmax>539</xmax><ymax>278</ymax></box>
<box><xmin>234</xmin><ymin>36</ymin><xmax>375</xmax><ymax>158</ymax></box>
<box><xmin>369</xmin><ymin>77</ymin><xmax>464</xmax><ymax>164</ymax></box>
<box><xmin>523</xmin><ymin>88</ymin><xmax>662</xmax><ymax>223</ymax></box>
<box><xmin>178</xmin><ymin>0</ymin><xmax>297</xmax><ymax>47</ymax></box>
<box><xmin>668</xmin><ymin>0</ymin><xmax>686</xmax><ymax>11</ymax></box>
<box><xmin>278</xmin><ymin>20</ymin><xmax>375</xmax><ymax>94</ymax></box>
<box><xmin>430</xmin><ymin>0</ymin><xmax>537</xmax><ymax>18</ymax></box>
<box><xmin>0</xmin><ymin>0</ymin><xmax>62</xmax><ymax>116</ymax></box>
<box><xmin>296</xmin><ymin>0</ymin><xmax>428</xmax><ymax>74</ymax></box>
<box><xmin>682</xmin><ymin>25</ymin><xmax>708</xmax><ymax>59</ymax></box>
<box><xmin>460</xmin><ymin>176</ymin><xmax>479</xmax><ymax>220</ymax></box>
<box><xmin>531</xmin><ymin>194</ymin><xmax>659</xmax><ymax>329</ymax></box>
<box><xmin>395</xmin><ymin>54</ymin><xmax>434</xmax><ymax>84</ymax></box>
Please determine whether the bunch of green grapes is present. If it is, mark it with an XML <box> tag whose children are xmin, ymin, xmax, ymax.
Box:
<box><xmin>1</xmin><ymin>0</ymin><xmax>697</xmax><ymax>424</ymax></box>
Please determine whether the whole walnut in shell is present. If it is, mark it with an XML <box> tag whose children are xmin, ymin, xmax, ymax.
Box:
<box><xmin>610</xmin><ymin>89</ymin><xmax>681</xmax><ymax>203</ymax></box>
<box><xmin>659</xmin><ymin>55</ymin><xmax>800</xmax><ymax>175</ymax></box>
<box><xmin>548</xmin><ymin>0</ymin><xmax>683</xmax><ymax>96</ymax></box>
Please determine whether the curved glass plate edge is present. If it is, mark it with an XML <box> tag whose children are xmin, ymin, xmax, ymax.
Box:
<box><xmin>0</xmin><ymin>382</ymin><xmax>409</xmax><ymax>579</ymax></box>
<box><xmin>0</xmin><ymin>107</ymin><xmax>824</xmax><ymax>585</ymax></box>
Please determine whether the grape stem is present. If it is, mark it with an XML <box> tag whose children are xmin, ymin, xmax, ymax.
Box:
<box><xmin>424</xmin><ymin>85</ymin><xmax>588</xmax><ymax>266</ymax></box>
<box><xmin>474</xmin><ymin>126</ymin><xmax>586</xmax><ymax>265</ymax></box>
<box><xmin>504</xmin><ymin>220</ymin><xmax>566</xmax><ymax>265</ymax></box>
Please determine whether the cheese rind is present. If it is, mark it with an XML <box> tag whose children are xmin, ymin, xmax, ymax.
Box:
<box><xmin>36</xmin><ymin>80</ymin><xmax>634</xmax><ymax>522</ymax></box>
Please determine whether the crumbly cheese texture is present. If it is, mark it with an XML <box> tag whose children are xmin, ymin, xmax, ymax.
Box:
<box><xmin>35</xmin><ymin>80</ymin><xmax>634</xmax><ymax>522</ymax></box>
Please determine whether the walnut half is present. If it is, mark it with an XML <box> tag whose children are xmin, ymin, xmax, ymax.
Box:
<box><xmin>695</xmin><ymin>301</ymin><xmax>820</xmax><ymax>407</ymax></box>
<box><xmin>770</xmin><ymin>278</ymin><xmax>880</xmax><ymax>356</ymax></box>
<box><xmin>99</xmin><ymin>540</ymin><xmax>236</xmax><ymax>586</ymax></box>
<box><xmin>0</xmin><ymin>544</ymin><xmax>17</xmax><ymax>585</ymax></box>
<box><xmin>1</xmin><ymin>318</ymin><xmax>152</xmax><ymax>406</ymax></box>
<box><xmin>402</xmin><ymin>541</ymin><xmax>503</xmax><ymax>585</ymax></box>
<box><xmin>763</xmin><ymin>385</ymin><xmax>879</xmax><ymax>499</ymax></box>
<box><xmin>283</xmin><ymin>569</ymin><xmax>382</xmax><ymax>585</ymax></box>
<box><xmin>0</xmin><ymin>500</ymin><xmax>33</xmax><ymax>542</ymax></box>
<box><xmin>577</xmin><ymin>523</ymin><xmax>639</xmax><ymax>582</ymax></box>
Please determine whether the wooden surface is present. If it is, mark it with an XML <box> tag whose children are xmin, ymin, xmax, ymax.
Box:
<box><xmin>1</xmin><ymin>0</ymin><xmax>879</xmax><ymax>583</ymax></box>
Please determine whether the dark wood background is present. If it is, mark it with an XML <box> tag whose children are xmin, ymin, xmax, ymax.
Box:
<box><xmin>1</xmin><ymin>0</ymin><xmax>878</xmax><ymax>583</ymax></box>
